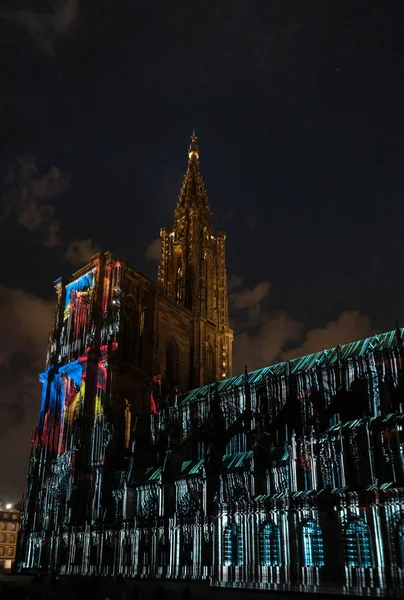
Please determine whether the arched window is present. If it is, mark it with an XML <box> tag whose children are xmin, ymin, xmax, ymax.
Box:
<box><xmin>74</xmin><ymin>535</ymin><xmax>83</xmax><ymax>566</ymax></box>
<box><xmin>397</xmin><ymin>520</ymin><xmax>404</xmax><ymax>568</ymax></box>
<box><xmin>181</xmin><ymin>530</ymin><xmax>193</xmax><ymax>566</ymax></box>
<box><xmin>206</xmin><ymin>344</ymin><xmax>215</xmax><ymax>384</ymax></box>
<box><xmin>301</xmin><ymin>520</ymin><xmax>325</xmax><ymax>567</ymax></box>
<box><xmin>223</xmin><ymin>522</ymin><xmax>243</xmax><ymax>567</ymax></box>
<box><xmin>202</xmin><ymin>536</ymin><xmax>211</xmax><ymax>567</ymax></box>
<box><xmin>345</xmin><ymin>519</ymin><xmax>374</xmax><ymax>568</ymax></box>
<box><xmin>89</xmin><ymin>535</ymin><xmax>98</xmax><ymax>567</ymax></box>
<box><xmin>123</xmin><ymin>295</ymin><xmax>137</xmax><ymax>361</ymax></box>
<box><xmin>124</xmin><ymin>399</ymin><xmax>131</xmax><ymax>449</ymax></box>
<box><xmin>157</xmin><ymin>534</ymin><xmax>166</xmax><ymax>568</ymax></box>
<box><xmin>122</xmin><ymin>535</ymin><xmax>132</xmax><ymax>569</ymax></box>
<box><xmin>102</xmin><ymin>534</ymin><xmax>113</xmax><ymax>570</ymax></box>
<box><xmin>166</xmin><ymin>339</ymin><xmax>179</xmax><ymax>385</ymax></box>
<box><xmin>138</xmin><ymin>531</ymin><xmax>149</xmax><ymax>570</ymax></box>
<box><xmin>60</xmin><ymin>537</ymin><xmax>69</xmax><ymax>566</ymax></box>
<box><xmin>260</xmin><ymin>522</ymin><xmax>282</xmax><ymax>566</ymax></box>
<box><xmin>176</xmin><ymin>254</ymin><xmax>184</xmax><ymax>303</ymax></box>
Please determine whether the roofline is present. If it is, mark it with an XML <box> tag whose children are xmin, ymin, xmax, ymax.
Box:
<box><xmin>182</xmin><ymin>326</ymin><xmax>403</xmax><ymax>404</ymax></box>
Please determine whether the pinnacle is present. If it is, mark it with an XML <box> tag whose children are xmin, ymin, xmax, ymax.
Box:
<box><xmin>188</xmin><ymin>130</ymin><xmax>199</xmax><ymax>160</ymax></box>
<box><xmin>175</xmin><ymin>131</ymin><xmax>211</xmax><ymax>219</ymax></box>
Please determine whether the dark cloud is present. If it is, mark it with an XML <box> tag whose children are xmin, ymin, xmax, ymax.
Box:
<box><xmin>281</xmin><ymin>310</ymin><xmax>374</xmax><ymax>361</ymax></box>
<box><xmin>146</xmin><ymin>238</ymin><xmax>161</xmax><ymax>262</ymax></box>
<box><xmin>0</xmin><ymin>286</ymin><xmax>54</xmax><ymax>502</ymax></box>
<box><xmin>230</xmin><ymin>281</ymin><xmax>270</xmax><ymax>311</ymax></box>
<box><xmin>65</xmin><ymin>238</ymin><xmax>98</xmax><ymax>266</ymax></box>
<box><xmin>0</xmin><ymin>0</ymin><xmax>78</xmax><ymax>56</ymax></box>
<box><xmin>230</xmin><ymin>280</ymin><xmax>373</xmax><ymax>375</ymax></box>
<box><xmin>1</xmin><ymin>156</ymin><xmax>69</xmax><ymax>247</ymax></box>
<box><xmin>17</xmin><ymin>201</ymin><xmax>60</xmax><ymax>248</ymax></box>
<box><xmin>233</xmin><ymin>310</ymin><xmax>303</xmax><ymax>375</ymax></box>
<box><xmin>227</xmin><ymin>274</ymin><xmax>243</xmax><ymax>292</ymax></box>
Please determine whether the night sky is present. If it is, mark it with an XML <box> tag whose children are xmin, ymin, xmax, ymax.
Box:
<box><xmin>0</xmin><ymin>0</ymin><xmax>403</xmax><ymax>502</ymax></box>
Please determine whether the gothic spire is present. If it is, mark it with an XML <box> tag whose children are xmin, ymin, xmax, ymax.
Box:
<box><xmin>176</xmin><ymin>131</ymin><xmax>211</xmax><ymax>218</ymax></box>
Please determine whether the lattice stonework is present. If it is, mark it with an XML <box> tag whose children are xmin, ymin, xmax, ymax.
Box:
<box><xmin>17</xmin><ymin>137</ymin><xmax>404</xmax><ymax>596</ymax></box>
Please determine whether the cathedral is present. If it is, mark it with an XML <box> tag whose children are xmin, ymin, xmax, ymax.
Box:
<box><xmin>20</xmin><ymin>134</ymin><xmax>404</xmax><ymax>596</ymax></box>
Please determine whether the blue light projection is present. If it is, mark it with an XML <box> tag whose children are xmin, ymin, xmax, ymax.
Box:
<box><xmin>260</xmin><ymin>522</ymin><xmax>282</xmax><ymax>566</ymax></box>
<box><xmin>22</xmin><ymin>297</ymin><xmax>404</xmax><ymax>597</ymax></box>
<box><xmin>38</xmin><ymin>360</ymin><xmax>84</xmax><ymax>416</ymax></box>
<box><xmin>223</xmin><ymin>523</ymin><xmax>243</xmax><ymax>567</ymax></box>
<box><xmin>398</xmin><ymin>520</ymin><xmax>404</xmax><ymax>568</ymax></box>
<box><xmin>345</xmin><ymin>520</ymin><xmax>374</xmax><ymax>568</ymax></box>
<box><xmin>64</xmin><ymin>270</ymin><xmax>96</xmax><ymax>313</ymax></box>
<box><xmin>302</xmin><ymin>521</ymin><xmax>325</xmax><ymax>567</ymax></box>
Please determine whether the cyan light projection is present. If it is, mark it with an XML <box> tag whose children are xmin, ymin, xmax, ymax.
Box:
<box><xmin>261</xmin><ymin>522</ymin><xmax>282</xmax><ymax>567</ymax></box>
<box><xmin>61</xmin><ymin>268</ymin><xmax>97</xmax><ymax>363</ymax></box>
<box><xmin>32</xmin><ymin>263</ymin><xmax>120</xmax><ymax>454</ymax></box>
<box><xmin>36</xmin><ymin>360</ymin><xmax>85</xmax><ymax>451</ymax></box>
<box><xmin>64</xmin><ymin>270</ymin><xmax>96</xmax><ymax>318</ymax></box>
<box><xmin>345</xmin><ymin>520</ymin><xmax>374</xmax><ymax>568</ymax></box>
<box><xmin>35</xmin><ymin>352</ymin><xmax>115</xmax><ymax>452</ymax></box>
<box><xmin>21</xmin><ymin>290</ymin><xmax>404</xmax><ymax>597</ymax></box>
<box><xmin>301</xmin><ymin>520</ymin><xmax>325</xmax><ymax>568</ymax></box>
<box><xmin>223</xmin><ymin>523</ymin><xmax>243</xmax><ymax>567</ymax></box>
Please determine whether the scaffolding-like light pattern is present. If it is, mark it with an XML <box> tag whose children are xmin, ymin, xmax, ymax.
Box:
<box><xmin>19</xmin><ymin>257</ymin><xmax>404</xmax><ymax>596</ymax></box>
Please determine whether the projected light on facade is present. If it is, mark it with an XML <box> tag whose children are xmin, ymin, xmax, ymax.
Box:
<box><xmin>18</xmin><ymin>135</ymin><xmax>404</xmax><ymax>597</ymax></box>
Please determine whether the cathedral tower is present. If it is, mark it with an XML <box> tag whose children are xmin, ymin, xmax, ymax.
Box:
<box><xmin>158</xmin><ymin>132</ymin><xmax>233</xmax><ymax>387</ymax></box>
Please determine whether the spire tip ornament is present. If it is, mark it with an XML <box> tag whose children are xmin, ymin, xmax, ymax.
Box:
<box><xmin>188</xmin><ymin>130</ymin><xmax>199</xmax><ymax>159</ymax></box>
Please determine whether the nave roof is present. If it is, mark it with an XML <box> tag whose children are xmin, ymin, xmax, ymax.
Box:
<box><xmin>182</xmin><ymin>327</ymin><xmax>404</xmax><ymax>404</ymax></box>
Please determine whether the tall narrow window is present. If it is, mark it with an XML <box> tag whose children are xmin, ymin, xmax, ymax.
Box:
<box><xmin>176</xmin><ymin>254</ymin><xmax>184</xmax><ymax>303</ymax></box>
<box><xmin>223</xmin><ymin>523</ymin><xmax>243</xmax><ymax>566</ymax></box>
<box><xmin>74</xmin><ymin>535</ymin><xmax>83</xmax><ymax>566</ymax></box>
<box><xmin>260</xmin><ymin>522</ymin><xmax>282</xmax><ymax>566</ymax></box>
<box><xmin>157</xmin><ymin>535</ymin><xmax>166</xmax><ymax>568</ymax></box>
<box><xmin>123</xmin><ymin>296</ymin><xmax>137</xmax><ymax>362</ymax></box>
<box><xmin>398</xmin><ymin>520</ymin><xmax>404</xmax><ymax>569</ymax></box>
<box><xmin>122</xmin><ymin>536</ymin><xmax>131</xmax><ymax>569</ymax></box>
<box><xmin>102</xmin><ymin>536</ymin><xmax>112</xmax><ymax>569</ymax></box>
<box><xmin>202</xmin><ymin>536</ymin><xmax>210</xmax><ymax>566</ymax></box>
<box><xmin>60</xmin><ymin>538</ymin><xmax>69</xmax><ymax>566</ymax></box>
<box><xmin>124</xmin><ymin>399</ymin><xmax>131</xmax><ymax>449</ymax></box>
<box><xmin>138</xmin><ymin>307</ymin><xmax>146</xmax><ymax>366</ymax></box>
<box><xmin>138</xmin><ymin>531</ymin><xmax>149</xmax><ymax>569</ymax></box>
<box><xmin>345</xmin><ymin>520</ymin><xmax>374</xmax><ymax>568</ymax></box>
<box><xmin>301</xmin><ymin>520</ymin><xmax>325</xmax><ymax>567</ymax></box>
<box><xmin>139</xmin><ymin>309</ymin><xmax>145</xmax><ymax>337</ymax></box>
<box><xmin>89</xmin><ymin>535</ymin><xmax>98</xmax><ymax>566</ymax></box>
<box><xmin>182</xmin><ymin>530</ymin><xmax>193</xmax><ymax>566</ymax></box>
<box><xmin>206</xmin><ymin>344</ymin><xmax>215</xmax><ymax>384</ymax></box>
<box><xmin>166</xmin><ymin>339</ymin><xmax>179</xmax><ymax>385</ymax></box>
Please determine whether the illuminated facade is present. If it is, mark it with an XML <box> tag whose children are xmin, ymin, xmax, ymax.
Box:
<box><xmin>0</xmin><ymin>508</ymin><xmax>20</xmax><ymax>570</ymax></box>
<box><xmin>19</xmin><ymin>135</ymin><xmax>404</xmax><ymax>596</ymax></box>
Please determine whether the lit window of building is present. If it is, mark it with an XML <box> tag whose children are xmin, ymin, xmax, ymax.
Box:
<box><xmin>345</xmin><ymin>520</ymin><xmax>374</xmax><ymax>568</ymax></box>
<box><xmin>0</xmin><ymin>507</ymin><xmax>20</xmax><ymax>571</ymax></box>
<box><xmin>301</xmin><ymin>520</ymin><xmax>325</xmax><ymax>567</ymax></box>
<box><xmin>260</xmin><ymin>522</ymin><xmax>282</xmax><ymax>566</ymax></box>
<box><xmin>398</xmin><ymin>520</ymin><xmax>404</xmax><ymax>568</ymax></box>
<box><xmin>223</xmin><ymin>523</ymin><xmax>243</xmax><ymax>566</ymax></box>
